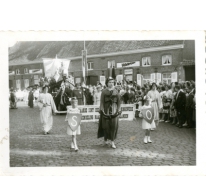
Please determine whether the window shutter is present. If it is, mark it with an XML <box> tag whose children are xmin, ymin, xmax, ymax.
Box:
<box><xmin>137</xmin><ymin>74</ymin><xmax>142</xmax><ymax>86</ymax></box>
<box><xmin>171</xmin><ymin>72</ymin><xmax>177</xmax><ymax>82</ymax></box>
<box><xmin>156</xmin><ymin>73</ymin><xmax>162</xmax><ymax>85</ymax></box>
<box><xmin>150</xmin><ymin>73</ymin><xmax>155</xmax><ymax>83</ymax></box>
<box><xmin>100</xmin><ymin>76</ymin><xmax>105</xmax><ymax>85</ymax></box>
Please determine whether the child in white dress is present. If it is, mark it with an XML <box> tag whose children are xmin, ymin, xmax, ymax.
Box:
<box><xmin>139</xmin><ymin>95</ymin><xmax>155</xmax><ymax>144</ymax></box>
<box><xmin>65</xmin><ymin>97</ymin><xmax>81</xmax><ymax>152</ymax></box>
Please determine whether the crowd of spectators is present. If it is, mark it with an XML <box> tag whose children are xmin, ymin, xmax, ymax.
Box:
<box><xmin>9</xmin><ymin>79</ymin><xmax>196</xmax><ymax>129</ymax></box>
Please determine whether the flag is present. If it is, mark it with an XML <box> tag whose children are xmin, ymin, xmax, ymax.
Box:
<box><xmin>43</xmin><ymin>58</ymin><xmax>70</xmax><ymax>82</ymax></box>
<box><xmin>82</xmin><ymin>50</ymin><xmax>87</xmax><ymax>84</ymax></box>
<box><xmin>112</xmin><ymin>66</ymin><xmax>116</xmax><ymax>80</ymax></box>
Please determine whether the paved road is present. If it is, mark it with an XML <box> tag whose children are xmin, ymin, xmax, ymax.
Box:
<box><xmin>9</xmin><ymin>101</ymin><xmax>196</xmax><ymax>167</ymax></box>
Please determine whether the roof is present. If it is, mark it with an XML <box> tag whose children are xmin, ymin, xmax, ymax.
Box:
<box><xmin>9</xmin><ymin>40</ymin><xmax>184</xmax><ymax>65</ymax></box>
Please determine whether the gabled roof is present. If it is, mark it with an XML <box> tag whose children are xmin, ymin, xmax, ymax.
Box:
<box><xmin>9</xmin><ymin>40</ymin><xmax>184</xmax><ymax>65</ymax></box>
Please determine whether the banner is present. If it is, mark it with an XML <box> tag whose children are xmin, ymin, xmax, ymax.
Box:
<box><xmin>82</xmin><ymin>50</ymin><xmax>87</xmax><ymax>83</ymax></box>
<box><xmin>65</xmin><ymin>104</ymin><xmax>135</xmax><ymax>122</ymax></box>
<box><xmin>142</xmin><ymin>107</ymin><xmax>154</xmax><ymax>124</ymax></box>
<box><xmin>43</xmin><ymin>58</ymin><xmax>70</xmax><ymax>82</ymax></box>
<box><xmin>66</xmin><ymin>113</ymin><xmax>82</xmax><ymax>131</ymax></box>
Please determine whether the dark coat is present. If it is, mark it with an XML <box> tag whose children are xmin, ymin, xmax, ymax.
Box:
<box><xmin>97</xmin><ymin>88</ymin><xmax>121</xmax><ymax>140</ymax></box>
<box><xmin>28</xmin><ymin>91</ymin><xmax>34</xmax><ymax>107</ymax></box>
<box><xmin>174</xmin><ymin>91</ymin><xmax>186</xmax><ymax>111</ymax></box>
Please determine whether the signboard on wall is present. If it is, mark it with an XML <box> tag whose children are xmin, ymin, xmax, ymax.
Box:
<box><xmin>66</xmin><ymin>104</ymin><xmax>135</xmax><ymax>122</ymax></box>
<box><xmin>29</xmin><ymin>69</ymin><xmax>43</xmax><ymax>74</ymax></box>
<box><xmin>9</xmin><ymin>71</ymin><xmax>15</xmax><ymax>75</ymax></box>
<box><xmin>117</xmin><ymin>61</ymin><xmax>140</xmax><ymax>68</ymax></box>
<box><xmin>124</xmin><ymin>69</ymin><xmax>133</xmax><ymax>75</ymax></box>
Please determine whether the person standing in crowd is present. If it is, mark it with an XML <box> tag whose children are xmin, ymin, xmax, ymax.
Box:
<box><xmin>28</xmin><ymin>87</ymin><xmax>34</xmax><ymax>108</ymax></box>
<box><xmin>65</xmin><ymin>97</ymin><xmax>81</xmax><ymax>152</ymax></box>
<box><xmin>98</xmin><ymin>77</ymin><xmax>121</xmax><ymax>149</ymax></box>
<box><xmin>119</xmin><ymin>86</ymin><xmax>126</xmax><ymax>104</ymax></box>
<box><xmin>52</xmin><ymin>87</ymin><xmax>58</xmax><ymax>99</ymax></box>
<box><xmin>139</xmin><ymin>96</ymin><xmax>155</xmax><ymax>144</ymax></box>
<box><xmin>170</xmin><ymin>87</ymin><xmax>177</xmax><ymax>125</ymax></box>
<box><xmin>174</xmin><ymin>85</ymin><xmax>186</xmax><ymax>128</ymax></box>
<box><xmin>38</xmin><ymin>85</ymin><xmax>57</xmax><ymax>135</ymax></box>
<box><xmin>23</xmin><ymin>89</ymin><xmax>29</xmax><ymax>105</ymax></box>
<box><xmin>9</xmin><ymin>88</ymin><xmax>18</xmax><ymax>109</ymax></box>
<box><xmin>33</xmin><ymin>88</ymin><xmax>40</xmax><ymax>106</ymax></box>
<box><xmin>84</xmin><ymin>87</ymin><xmax>93</xmax><ymax>105</ymax></box>
<box><xmin>147</xmin><ymin>83</ymin><xmax>162</xmax><ymax>128</ymax></box>
<box><xmin>93</xmin><ymin>85</ymin><xmax>102</xmax><ymax>106</ymax></box>
<box><xmin>55</xmin><ymin>83</ymin><xmax>66</xmax><ymax>111</ymax></box>
<box><xmin>161</xmin><ymin>85</ymin><xmax>173</xmax><ymax>123</ymax></box>
<box><xmin>73</xmin><ymin>83</ymin><xmax>84</xmax><ymax>105</ymax></box>
<box><xmin>192</xmin><ymin>89</ymin><xmax>196</xmax><ymax>128</ymax></box>
<box><xmin>185</xmin><ymin>86</ymin><xmax>194</xmax><ymax>128</ymax></box>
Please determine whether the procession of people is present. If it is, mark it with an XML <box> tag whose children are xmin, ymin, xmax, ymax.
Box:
<box><xmin>9</xmin><ymin>73</ymin><xmax>196</xmax><ymax>151</ymax></box>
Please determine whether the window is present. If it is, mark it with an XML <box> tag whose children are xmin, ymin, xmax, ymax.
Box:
<box><xmin>143</xmin><ymin>74</ymin><xmax>151</xmax><ymax>84</ymax></box>
<box><xmin>16</xmin><ymin>79</ymin><xmax>21</xmax><ymax>90</ymax></box>
<box><xmin>142</xmin><ymin>57</ymin><xmax>151</xmax><ymax>67</ymax></box>
<box><xmin>34</xmin><ymin>75</ymin><xmax>38</xmax><ymax>79</ymax></box>
<box><xmin>24</xmin><ymin>68</ymin><xmax>28</xmax><ymax>74</ymax></box>
<box><xmin>24</xmin><ymin>79</ymin><xmax>29</xmax><ymax>88</ymax></box>
<box><xmin>108</xmin><ymin>60</ymin><xmax>115</xmax><ymax>68</ymax></box>
<box><xmin>87</xmin><ymin>62</ymin><xmax>94</xmax><ymax>70</ymax></box>
<box><xmin>162</xmin><ymin>73</ymin><xmax>172</xmax><ymax>84</ymax></box>
<box><xmin>162</xmin><ymin>55</ymin><xmax>172</xmax><ymax>65</ymax></box>
<box><xmin>34</xmin><ymin>79</ymin><xmax>39</xmax><ymax>85</ymax></box>
<box><xmin>16</xmin><ymin>69</ymin><xmax>20</xmax><ymax>74</ymax></box>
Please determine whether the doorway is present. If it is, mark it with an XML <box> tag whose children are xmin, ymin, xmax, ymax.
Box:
<box><xmin>184</xmin><ymin>66</ymin><xmax>195</xmax><ymax>81</ymax></box>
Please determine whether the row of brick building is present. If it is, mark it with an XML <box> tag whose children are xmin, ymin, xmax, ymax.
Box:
<box><xmin>9</xmin><ymin>40</ymin><xmax>195</xmax><ymax>90</ymax></box>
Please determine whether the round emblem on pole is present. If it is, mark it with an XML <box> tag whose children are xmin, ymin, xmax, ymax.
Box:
<box><xmin>146</xmin><ymin>110</ymin><xmax>152</xmax><ymax>120</ymax></box>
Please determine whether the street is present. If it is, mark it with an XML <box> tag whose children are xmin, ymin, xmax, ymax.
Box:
<box><xmin>9</xmin><ymin>101</ymin><xmax>196</xmax><ymax>167</ymax></box>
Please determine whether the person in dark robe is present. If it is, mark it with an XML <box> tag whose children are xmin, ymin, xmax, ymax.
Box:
<box><xmin>73</xmin><ymin>83</ymin><xmax>84</xmax><ymax>105</ymax></box>
<box><xmin>28</xmin><ymin>87</ymin><xmax>34</xmax><ymax>108</ymax></box>
<box><xmin>97</xmin><ymin>77</ymin><xmax>121</xmax><ymax>149</ymax></box>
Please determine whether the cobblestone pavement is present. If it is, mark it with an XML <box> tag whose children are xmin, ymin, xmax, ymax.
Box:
<box><xmin>9</xmin><ymin>101</ymin><xmax>196</xmax><ymax>167</ymax></box>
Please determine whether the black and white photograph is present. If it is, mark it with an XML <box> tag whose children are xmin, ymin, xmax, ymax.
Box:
<box><xmin>8</xmin><ymin>39</ymin><xmax>196</xmax><ymax>167</ymax></box>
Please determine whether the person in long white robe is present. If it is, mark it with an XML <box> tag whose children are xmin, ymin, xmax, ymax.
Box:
<box><xmin>147</xmin><ymin>83</ymin><xmax>163</xmax><ymax>127</ymax></box>
<box><xmin>38</xmin><ymin>86</ymin><xmax>57</xmax><ymax>135</ymax></box>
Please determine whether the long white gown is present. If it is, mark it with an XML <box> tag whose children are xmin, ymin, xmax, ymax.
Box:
<box><xmin>147</xmin><ymin>90</ymin><xmax>163</xmax><ymax>121</ymax></box>
<box><xmin>38</xmin><ymin>93</ymin><xmax>57</xmax><ymax>133</ymax></box>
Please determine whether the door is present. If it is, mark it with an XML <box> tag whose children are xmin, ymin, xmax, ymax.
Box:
<box><xmin>184</xmin><ymin>66</ymin><xmax>195</xmax><ymax>81</ymax></box>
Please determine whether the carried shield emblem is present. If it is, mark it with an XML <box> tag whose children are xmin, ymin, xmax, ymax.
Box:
<box><xmin>66</xmin><ymin>113</ymin><xmax>82</xmax><ymax>131</ymax></box>
<box><xmin>142</xmin><ymin>107</ymin><xmax>154</xmax><ymax>124</ymax></box>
